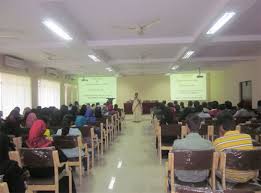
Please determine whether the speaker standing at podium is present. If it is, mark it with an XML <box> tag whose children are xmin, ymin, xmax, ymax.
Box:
<box><xmin>132</xmin><ymin>92</ymin><xmax>142</xmax><ymax>122</ymax></box>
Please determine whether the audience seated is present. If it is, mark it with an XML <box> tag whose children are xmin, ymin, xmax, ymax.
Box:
<box><xmin>234</xmin><ymin>101</ymin><xmax>252</xmax><ymax>118</ymax></box>
<box><xmin>56</xmin><ymin>117</ymin><xmax>83</xmax><ymax>159</ymax></box>
<box><xmin>197</xmin><ymin>105</ymin><xmax>211</xmax><ymax>119</ymax></box>
<box><xmin>172</xmin><ymin>114</ymin><xmax>213</xmax><ymax>183</ymax></box>
<box><xmin>0</xmin><ymin>133</ymin><xmax>26</xmax><ymax>193</ymax></box>
<box><xmin>214</xmin><ymin>112</ymin><xmax>257</xmax><ymax>183</ymax></box>
<box><xmin>209</xmin><ymin>101</ymin><xmax>220</xmax><ymax>118</ymax></box>
<box><xmin>94</xmin><ymin>103</ymin><xmax>102</xmax><ymax>118</ymax></box>
<box><xmin>5</xmin><ymin>108</ymin><xmax>21</xmax><ymax>136</ymax></box>
<box><xmin>25</xmin><ymin>119</ymin><xmax>77</xmax><ymax>193</ymax></box>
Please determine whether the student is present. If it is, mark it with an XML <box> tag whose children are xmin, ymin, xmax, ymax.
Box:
<box><xmin>173</xmin><ymin>114</ymin><xmax>213</xmax><ymax>183</ymax></box>
<box><xmin>5</xmin><ymin>109</ymin><xmax>21</xmax><ymax>136</ymax></box>
<box><xmin>94</xmin><ymin>103</ymin><xmax>102</xmax><ymax>118</ymax></box>
<box><xmin>233</xmin><ymin>101</ymin><xmax>251</xmax><ymax>118</ymax></box>
<box><xmin>56</xmin><ymin>117</ymin><xmax>83</xmax><ymax>158</ymax></box>
<box><xmin>214</xmin><ymin>112</ymin><xmax>256</xmax><ymax>183</ymax></box>
<box><xmin>197</xmin><ymin>106</ymin><xmax>211</xmax><ymax>119</ymax></box>
<box><xmin>25</xmin><ymin>111</ymin><xmax>37</xmax><ymax>128</ymax></box>
<box><xmin>209</xmin><ymin>101</ymin><xmax>220</xmax><ymax>118</ymax></box>
<box><xmin>26</xmin><ymin>120</ymin><xmax>52</xmax><ymax>148</ymax></box>
<box><xmin>0</xmin><ymin>134</ymin><xmax>26</xmax><ymax>193</ymax></box>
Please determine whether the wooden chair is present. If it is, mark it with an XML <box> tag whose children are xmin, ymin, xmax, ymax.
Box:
<box><xmin>158</xmin><ymin>123</ymin><xmax>181</xmax><ymax>164</ymax></box>
<box><xmin>80</xmin><ymin>126</ymin><xmax>100</xmax><ymax>167</ymax></box>
<box><xmin>199</xmin><ymin>124</ymin><xmax>214</xmax><ymax>142</ymax></box>
<box><xmin>20</xmin><ymin>148</ymin><xmax>72</xmax><ymax>193</ymax></box>
<box><xmin>90</xmin><ymin>121</ymin><xmax>106</xmax><ymax>156</ymax></box>
<box><xmin>181</xmin><ymin>125</ymin><xmax>188</xmax><ymax>139</ymax></box>
<box><xmin>8</xmin><ymin>151</ymin><xmax>22</xmax><ymax>167</ymax></box>
<box><xmin>53</xmin><ymin>135</ymin><xmax>89</xmax><ymax>184</ymax></box>
<box><xmin>166</xmin><ymin>150</ymin><xmax>218</xmax><ymax>193</ymax></box>
<box><xmin>121</xmin><ymin>110</ymin><xmax>126</xmax><ymax>128</ymax></box>
<box><xmin>106</xmin><ymin>116</ymin><xmax>114</xmax><ymax>143</ymax></box>
<box><xmin>220</xmin><ymin>149</ymin><xmax>261</xmax><ymax>191</ymax></box>
<box><xmin>0</xmin><ymin>182</ymin><xmax>9</xmax><ymax>193</ymax></box>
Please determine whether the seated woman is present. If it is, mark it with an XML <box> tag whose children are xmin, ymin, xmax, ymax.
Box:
<box><xmin>56</xmin><ymin>117</ymin><xmax>84</xmax><ymax>159</ymax></box>
<box><xmin>0</xmin><ymin>133</ymin><xmax>26</xmax><ymax>193</ymax></box>
<box><xmin>25</xmin><ymin>111</ymin><xmax>37</xmax><ymax>129</ymax></box>
<box><xmin>75</xmin><ymin>113</ymin><xmax>87</xmax><ymax>128</ymax></box>
<box><xmin>5</xmin><ymin>109</ymin><xmax>22</xmax><ymax>136</ymax></box>
<box><xmin>25</xmin><ymin>120</ymin><xmax>76</xmax><ymax>193</ymax></box>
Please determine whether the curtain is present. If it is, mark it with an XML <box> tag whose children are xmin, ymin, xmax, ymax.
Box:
<box><xmin>0</xmin><ymin>73</ymin><xmax>32</xmax><ymax>117</ymax></box>
<box><xmin>38</xmin><ymin>79</ymin><xmax>60</xmax><ymax>108</ymax></box>
<box><xmin>64</xmin><ymin>84</ymin><xmax>78</xmax><ymax>105</ymax></box>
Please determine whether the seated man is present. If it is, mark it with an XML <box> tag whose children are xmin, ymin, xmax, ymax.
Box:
<box><xmin>213</xmin><ymin>111</ymin><xmax>257</xmax><ymax>183</ymax></box>
<box><xmin>173</xmin><ymin>114</ymin><xmax>213</xmax><ymax>183</ymax></box>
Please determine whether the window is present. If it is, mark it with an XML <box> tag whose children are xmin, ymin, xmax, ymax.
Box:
<box><xmin>38</xmin><ymin>79</ymin><xmax>60</xmax><ymax>108</ymax></box>
<box><xmin>0</xmin><ymin>73</ymin><xmax>32</xmax><ymax>117</ymax></box>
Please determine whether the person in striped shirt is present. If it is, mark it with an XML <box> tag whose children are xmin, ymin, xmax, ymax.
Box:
<box><xmin>213</xmin><ymin>111</ymin><xmax>257</xmax><ymax>183</ymax></box>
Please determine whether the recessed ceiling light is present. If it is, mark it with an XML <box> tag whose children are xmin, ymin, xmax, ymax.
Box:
<box><xmin>206</xmin><ymin>12</ymin><xmax>236</xmax><ymax>35</ymax></box>
<box><xmin>182</xmin><ymin>51</ymin><xmax>194</xmax><ymax>59</ymax></box>
<box><xmin>42</xmin><ymin>18</ymin><xmax>73</xmax><ymax>41</ymax></box>
<box><xmin>88</xmin><ymin>55</ymin><xmax>101</xmax><ymax>62</ymax></box>
<box><xmin>106</xmin><ymin>67</ymin><xmax>113</xmax><ymax>72</ymax></box>
<box><xmin>171</xmin><ymin>65</ymin><xmax>179</xmax><ymax>70</ymax></box>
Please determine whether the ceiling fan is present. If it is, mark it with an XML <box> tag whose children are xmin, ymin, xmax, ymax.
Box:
<box><xmin>112</xmin><ymin>18</ymin><xmax>160</xmax><ymax>35</ymax></box>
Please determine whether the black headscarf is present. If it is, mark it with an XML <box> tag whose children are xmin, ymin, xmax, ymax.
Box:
<box><xmin>0</xmin><ymin>134</ymin><xmax>10</xmax><ymax>162</ymax></box>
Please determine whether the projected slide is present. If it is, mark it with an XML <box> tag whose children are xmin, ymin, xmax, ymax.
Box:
<box><xmin>78</xmin><ymin>77</ymin><xmax>117</xmax><ymax>104</ymax></box>
<box><xmin>170</xmin><ymin>73</ymin><xmax>207</xmax><ymax>100</ymax></box>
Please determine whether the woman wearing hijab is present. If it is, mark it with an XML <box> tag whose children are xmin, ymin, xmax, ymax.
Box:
<box><xmin>25</xmin><ymin>112</ymin><xmax>37</xmax><ymax>129</ymax></box>
<box><xmin>0</xmin><ymin>134</ymin><xmax>26</xmax><ymax>193</ymax></box>
<box><xmin>26</xmin><ymin>120</ymin><xmax>52</xmax><ymax>148</ymax></box>
<box><xmin>5</xmin><ymin>109</ymin><xmax>21</xmax><ymax>136</ymax></box>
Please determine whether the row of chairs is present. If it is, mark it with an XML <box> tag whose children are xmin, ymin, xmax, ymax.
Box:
<box><xmin>4</xmin><ymin>111</ymin><xmax>125</xmax><ymax>193</ymax></box>
<box><xmin>153</xmin><ymin>117</ymin><xmax>261</xmax><ymax>165</ymax></box>
<box><xmin>165</xmin><ymin>149</ymin><xmax>261</xmax><ymax>193</ymax></box>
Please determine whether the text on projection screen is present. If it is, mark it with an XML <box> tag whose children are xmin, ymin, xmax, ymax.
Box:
<box><xmin>78</xmin><ymin>77</ymin><xmax>117</xmax><ymax>104</ymax></box>
<box><xmin>170</xmin><ymin>73</ymin><xmax>207</xmax><ymax>100</ymax></box>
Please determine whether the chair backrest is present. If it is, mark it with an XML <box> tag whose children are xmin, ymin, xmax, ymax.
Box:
<box><xmin>79</xmin><ymin>125</ymin><xmax>93</xmax><ymax>138</ymax></box>
<box><xmin>224</xmin><ymin>149</ymin><xmax>261</xmax><ymax>170</ymax></box>
<box><xmin>199</xmin><ymin>124</ymin><xmax>208</xmax><ymax>136</ymax></box>
<box><xmin>224</xmin><ymin>191</ymin><xmax>254</xmax><ymax>193</ymax></box>
<box><xmin>160</xmin><ymin>124</ymin><xmax>181</xmax><ymax>137</ymax></box>
<box><xmin>20</xmin><ymin>147</ymin><xmax>55</xmax><ymax>167</ymax></box>
<box><xmin>172</xmin><ymin>150</ymin><xmax>214</xmax><ymax>170</ymax></box>
<box><xmin>0</xmin><ymin>182</ymin><xmax>9</xmax><ymax>193</ymax></box>
<box><xmin>53</xmin><ymin>135</ymin><xmax>79</xmax><ymax>149</ymax></box>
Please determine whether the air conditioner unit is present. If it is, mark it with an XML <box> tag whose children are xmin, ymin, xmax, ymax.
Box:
<box><xmin>45</xmin><ymin>67</ymin><xmax>59</xmax><ymax>77</ymax></box>
<box><xmin>4</xmin><ymin>55</ymin><xmax>27</xmax><ymax>70</ymax></box>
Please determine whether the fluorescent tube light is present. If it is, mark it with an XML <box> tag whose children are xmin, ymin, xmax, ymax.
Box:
<box><xmin>206</xmin><ymin>12</ymin><xmax>236</xmax><ymax>35</ymax></box>
<box><xmin>171</xmin><ymin>65</ymin><xmax>179</xmax><ymax>70</ymax></box>
<box><xmin>182</xmin><ymin>51</ymin><xmax>194</xmax><ymax>59</ymax></box>
<box><xmin>106</xmin><ymin>67</ymin><xmax>113</xmax><ymax>72</ymax></box>
<box><xmin>42</xmin><ymin>18</ymin><xmax>73</xmax><ymax>41</ymax></box>
<box><xmin>88</xmin><ymin>55</ymin><xmax>101</xmax><ymax>62</ymax></box>
<box><xmin>108</xmin><ymin>177</ymin><xmax>116</xmax><ymax>190</ymax></box>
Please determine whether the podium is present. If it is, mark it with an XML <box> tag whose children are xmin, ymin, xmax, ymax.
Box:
<box><xmin>123</xmin><ymin>100</ymin><xmax>158</xmax><ymax>114</ymax></box>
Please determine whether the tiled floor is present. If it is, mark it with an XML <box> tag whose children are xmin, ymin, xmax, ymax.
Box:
<box><xmin>77</xmin><ymin>116</ymin><xmax>165</xmax><ymax>193</ymax></box>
